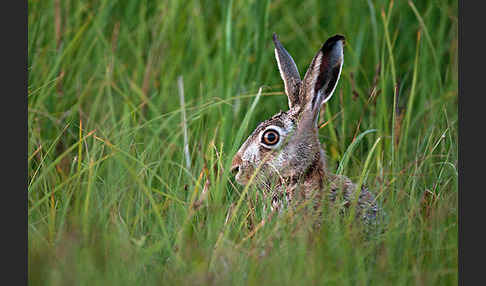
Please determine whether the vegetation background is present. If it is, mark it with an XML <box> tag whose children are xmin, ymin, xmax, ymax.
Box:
<box><xmin>28</xmin><ymin>0</ymin><xmax>458</xmax><ymax>285</ymax></box>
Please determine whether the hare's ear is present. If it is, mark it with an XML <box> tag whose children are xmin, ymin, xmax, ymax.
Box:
<box><xmin>302</xmin><ymin>35</ymin><xmax>344</xmax><ymax>114</ymax></box>
<box><xmin>273</xmin><ymin>33</ymin><xmax>302</xmax><ymax>109</ymax></box>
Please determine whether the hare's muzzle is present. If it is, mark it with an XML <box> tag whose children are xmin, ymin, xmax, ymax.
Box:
<box><xmin>231</xmin><ymin>153</ymin><xmax>242</xmax><ymax>175</ymax></box>
<box><xmin>230</xmin><ymin>165</ymin><xmax>239</xmax><ymax>176</ymax></box>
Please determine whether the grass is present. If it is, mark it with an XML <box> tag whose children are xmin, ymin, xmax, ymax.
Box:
<box><xmin>28</xmin><ymin>0</ymin><xmax>458</xmax><ymax>285</ymax></box>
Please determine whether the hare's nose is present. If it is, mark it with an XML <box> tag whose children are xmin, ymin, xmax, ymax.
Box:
<box><xmin>231</xmin><ymin>154</ymin><xmax>242</xmax><ymax>175</ymax></box>
<box><xmin>231</xmin><ymin>165</ymin><xmax>239</xmax><ymax>176</ymax></box>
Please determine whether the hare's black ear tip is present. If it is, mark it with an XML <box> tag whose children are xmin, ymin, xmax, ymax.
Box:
<box><xmin>272</xmin><ymin>32</ymin><xmax>279</xmax><ymax>43</ymax></box>
<box><xmin>322</xmin><ymin>34</ymin><xmax>346</xmax><ymax>51</ymax></box>
<box><xmin>328</xmin><ymin>34</ymin><xmax>346</xmax><ymax>45</ymax></box>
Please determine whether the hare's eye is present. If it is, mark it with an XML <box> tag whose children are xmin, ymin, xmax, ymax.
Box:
<box><xmin>262</xmin><ymin>129</ymin><xmax>280</xmax><ymax>146</ymax></box>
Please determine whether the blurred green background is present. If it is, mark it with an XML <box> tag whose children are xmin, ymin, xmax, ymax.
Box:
<box><xmin>28</xmin><ymin>0</ymin><xmax>457</xmax><ymax>285</ymax></box>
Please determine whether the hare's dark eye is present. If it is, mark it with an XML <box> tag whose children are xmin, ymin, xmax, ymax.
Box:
<box><xmin>262</xmin><ymin>129</ymin><xmax>280</xmax><ymax>146</ymax></box>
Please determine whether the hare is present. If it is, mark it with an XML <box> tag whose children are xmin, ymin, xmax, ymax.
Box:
<box><xmin>231</xmin><ymin>33</ymin><xmax>380</xmax><ymax>226</ymax></box>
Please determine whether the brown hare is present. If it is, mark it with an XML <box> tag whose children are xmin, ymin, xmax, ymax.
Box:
<box><xmin>231</xmin><ymin>33</ymin><xmax>380</xmax><ymax>226</ymax></box>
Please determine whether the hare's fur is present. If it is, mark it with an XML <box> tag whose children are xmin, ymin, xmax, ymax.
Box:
<box><xmin>231</xmin><ymin>33</ymin><xmax>380</xmax><ymax>225</ymax></box>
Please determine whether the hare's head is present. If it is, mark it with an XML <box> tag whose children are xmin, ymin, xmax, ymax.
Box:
<box><xmin>231</xmin><ymin>33</ymin><xmax>345</xmax><ymax>189</ymax></box>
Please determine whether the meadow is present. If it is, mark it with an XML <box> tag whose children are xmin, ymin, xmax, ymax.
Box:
<box><xmin>28</xmin><ymin>0</ymin><xmax>458</xmax><ymax>285</ymax></box>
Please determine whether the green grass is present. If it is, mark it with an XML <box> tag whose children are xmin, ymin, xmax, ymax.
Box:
<box><xmin>28</xmin><ymin>0</ymin><xmax>458</xmax><ymax>285</ymax></box>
